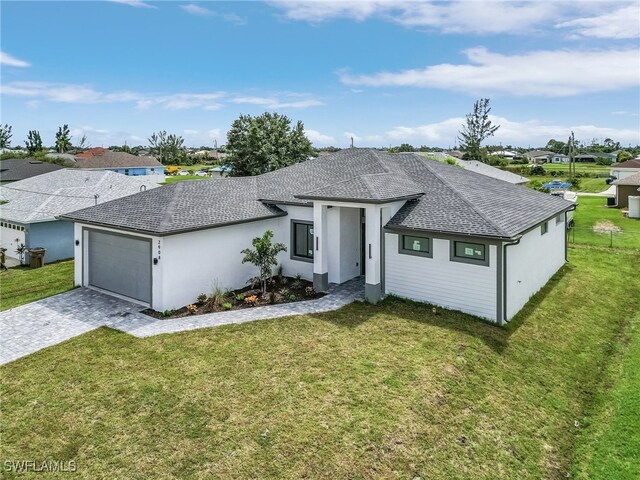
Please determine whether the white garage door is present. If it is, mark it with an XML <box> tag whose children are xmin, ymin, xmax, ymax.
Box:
<box><xmin>88</xmin><ymin>230</ymin><xmax>152</xmax><ymax>304</ymax></box>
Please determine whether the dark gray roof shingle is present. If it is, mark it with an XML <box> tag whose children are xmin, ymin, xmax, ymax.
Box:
<box><xmin>61</xmin><ymin>149</ymin><xmax>573</xmax><ymax>239</ymax></box>
<box><xmin>0</xmin><ymin>159</ymin><xmax>64</xmax><ymax>182</ymax></box>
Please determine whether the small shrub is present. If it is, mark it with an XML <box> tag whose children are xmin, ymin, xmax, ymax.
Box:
<box><xmin>288</xmin><ymin>293</ymin><xmax>297</xmax><ymax>302</ymax></box>
<box><xmin>222</xmin><ymin>302</ymin><xmax>233</xmax><ymax>310</ymax></box>
<box><xmin>244</xmin><ymin>295</ymin><xmax>258</xmax><ymax>306</ymax></box>
<box><xmin>208</xmin><ymin>281</ymin><xmax>228</xmax><ymax>309</ymax></box>
<box><xmin>445</xmin><ymin>158</ymin><xmax>457</xmax><ymax>165</ymax></box>
<box><xmin>530</xmin><ymin>165</ymin><xmax>546</xmax><ymax>176</ymax></box>
<box><xmin>280</xmin><ymin>277</ymin><xmax>289</xmax><ymax>286</ymax></box>
<box><xmin>196</xmin><ymin>293</ymin><xmax>207</xmax><ymax>304</ymax></box>
<box><xmin>186</xmin><ymin>304</ymin><xmax>198</xmax><ymax>315</ymax></box>
<box><xmin>162</xmin><ymin>309</ymin><xmax>173</xmax><ymax>317</ymax></box>
<box><xmin>305</xmin><ymin>286</ymin><xmax>316</xmax><ymax>297</ymax></box>
<box><xmin>291</xmin><ymin>278</ymin><xmax>303</xmax><ymax>290</ymax></box>
<box><xmin>267</xmin><ymin>291</ymin><xmax>276</xmax><ymax>304</ymax></box>
<box><xmin>235</xmin><ymin>293</ymin><xmax>245</xmax><ymax>302</ymax></box>
<box><xmin>278</xmin><ymin>287</ymin><xmax>290</xmax><ymax>297</ymax></box>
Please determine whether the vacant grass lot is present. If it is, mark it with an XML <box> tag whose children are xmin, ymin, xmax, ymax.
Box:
<box><xmin>571</xmin><ymin>196</ymin><xmax>640</xmax><ymax>249</ymax></box>
<box><xmin>0</xmin><ymin>260</ymin><xmax>74</xmax><ymax>311</ymax></box>
<box><xmin>2</xmin><ymin>246</ymin><xmax>639</xmax><ymax>479</ymax></box>
<box><xmin>163</xmin><ymin>175</ymin><xmax>209</xmax><ymax>184</ymax></box>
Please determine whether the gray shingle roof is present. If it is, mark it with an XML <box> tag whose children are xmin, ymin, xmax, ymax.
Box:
<box><xmin>296</xmin><ymin>172</ymin><xmax>423</xmax><ymax>203</ymax></box>
<box><xmin>74</xmin><ymin>151</ymin><xmax>163</xmax><ymax>169</ymax></box>
<box><xmin>456</xmin><ymin>159</ymin><xmax>529</xmax><ymax>184</ymax></box>
<box><xmin>613</xmin><ymin>172</ymin><xmax>640</xmax><ymax>186</ymax></box>
<box><xmin>61</xmin><ymin>149</ymin><xmax>573</xmax><ymax>239</ymax></box>
<box><xmin>0</xmin><ymin>159</ymin><xmax>64</xmax><ymax>183</ymax></box>
<box><xmin>0</xmin><ymin>169</ymin><xmax>160</xmax><ymax>223</ymax></box>
<box><xmin>59</xmin><ymin>177</ymin><xmax>286</xmax><ymax>235</ymax></box>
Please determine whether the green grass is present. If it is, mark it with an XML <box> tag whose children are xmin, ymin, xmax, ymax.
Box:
<box><xmin>571</xmin><ymin>308</ymin><xmax>640</xmax><ymax>479</ymax></box>
<box><xmin>531</xmin><ymin>175</ymin><xmax>608</xmax><ymax>193</ymax></box>
<box><xmin>0</xmin><ymin>260</ymin><xmax>74</xmax><ymax>311</ymax></box>
<box><xmin>1</xmin><ymin>246</ymin><xmax>639</xmax><ymax>478</ymax></box>
<box><xmin>571</xmin><ymin>196</ymin><xmax>640</xmax><ymax>249</ymax></box>
<box><xmin>163</xmin><ymin>175</ymin><xmax>210</xmax><ymax>184</ymax></box>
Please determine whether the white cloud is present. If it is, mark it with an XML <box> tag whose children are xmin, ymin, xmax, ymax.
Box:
<box><xmin>556</xmin><ymin>4</ymin><xmax>640</xmax><ymax>39</ymax></box>
<box><xmin>0</xmin><ymin>51</ymin><xmax>31</xmax><ymax>67</ymax></box>
<box><xmin>340</xmin><ymin>47</ymin><xmax>640</xmax><ymax>96</ymax></box>
<box><xmin>372</xmin><ymin>115</ymin><xmax>640</xmax><ymax>147</ymax></box>
<box><xmin>306</xmin><ymin>129</ymin><xmax>335</xmax><ymax>144</ymax></box>
<box><xmin>231</xmin><ymin>96</ymin><xmax>323</xmax><ymax>109</ymax></box>
<box><xmin>271</xmin><ymin>1</ymin><xmax>577</xmax><ymax>35</ymax></box>
<box><xmin>108</xmin><ymin>0</ymin><xmax>156</xmax><ymax>9</ymax></box>
<box><xmin>181</xmin><ymin>4</ymin><xmax>213</xmax><ymax>16</ymax></box>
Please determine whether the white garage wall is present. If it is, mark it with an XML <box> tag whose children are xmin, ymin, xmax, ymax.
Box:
<box><xmin>0</xmin><ymin>224</ymin><xmax>26</xmax><ymax>260</ymax></box>
<box><xmin>385</xmin><ymin>233</ymin><xmax>498</xmax><ymax>321</ymax></box>
<box><xmin>274</xmin><ymin>205</ymin><xmax>314</xmax><ymax>280</ymax></box>
<box><xmin>505</xmin><ymin>217</ymin><xmax>566</xmax><ymax>320</ymax></box>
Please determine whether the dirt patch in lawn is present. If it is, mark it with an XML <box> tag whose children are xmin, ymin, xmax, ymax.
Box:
<box><xmin>592</xmin><ymin>220</ymin><xmax>622</xmax><ymax>234</ymax></box>
<box><xmin>143</xmin><ymin>275</ymin><xmax>324</xmax><ymax>319</ymax></box>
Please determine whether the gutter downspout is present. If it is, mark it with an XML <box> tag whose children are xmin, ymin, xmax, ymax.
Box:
<box><xmin>564</xmin><ymin>205</ymin><xmax>577</xmax><ymax>262</ymax></box>
<box><xmin>501</xmin><ymin>235</ymin><xmax>522</xmax><ymax>326</ymax></box>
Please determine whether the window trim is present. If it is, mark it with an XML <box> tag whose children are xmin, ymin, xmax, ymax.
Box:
<box><xmin>290</xmin><ymin>219</ymin><xmax>314</xmax><ymax>263</ymax></box>
<box><xmin>398</xmin><ymin>234</ymin><xmax>432</xmax><ymax>258</ymax></box>
<box><xmin>450</xmin><ymin>240</ymin><xmax>490</xmax><ymax>267</ymax></box>
<box><xmin>555</xmin><ymin>213</ymin><xmax>563</xmax><ymax>225</ymax></box>
<box><xmin>541</xmin><ymin>221</ymin><xmax>549</xmax><ymax>235</ymax></box>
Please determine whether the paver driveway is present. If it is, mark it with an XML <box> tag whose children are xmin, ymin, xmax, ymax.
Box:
<box><xmin>0</xmin><ymin>278</ymin><xmax>364</xmax><ymax>365</ymax></box>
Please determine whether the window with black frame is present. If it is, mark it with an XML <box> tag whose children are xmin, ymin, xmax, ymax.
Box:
<box><xmin>292</xmin><ymin>221</ymin><xmax>314</xmax><ymax>261</ymax></box>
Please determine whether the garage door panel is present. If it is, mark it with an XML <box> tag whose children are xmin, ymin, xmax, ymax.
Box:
<box><xmin>88</xmin><ymin>230</ymin><xmax>151</xmax><ymax>304</ymax></box>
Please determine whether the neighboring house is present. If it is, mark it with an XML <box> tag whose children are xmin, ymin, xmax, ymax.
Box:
<box><xmin>549</xmin><ymin>153</ymin><xmax>570</xmax><ymax>164</ymax></box>
<box><xmin>0</xmin><ymin>170</ymin><xmax>159</xmax><ymax>264</ymax></box>
<box><xmin>524</xmin><ymin>150</ymin><xmax>555</xmax><ymax>164</ymax></box>
<box><xmin>610</xmin><ymin>159</ymin><xmax>640</xmax><ymax>180</ymax></box>
<box><xmin>61</xmin><ymin>149</ymin><xmax>573</xmax><ymax>326</ymax></box>
<box><xmin>612</xmin><ymin>172</ymin><xmax>640</xmax><ymax>209</ymax></box>
<box><xmin>493</xmin><ymin>150</ymin><xmax>517</xmax><ymax>159</ymax></box>
<box><xmin>0</xmin><ymin>159</ymin><xmax>64</xmax><ymax>183</ymax></box>
<box><xmin>74</xmin><ymin>148</ymin><xmax>166</xmax><ymax>179</ymax></box>
<box><xmin>455</xmin><ymin>159</ymin><xmax>529</xmax><ymax>184</ymax></box>
<box><xmin>574</xmin><ymin>152</ymin><xmax>617</xmax><ymax>163</ymax></box>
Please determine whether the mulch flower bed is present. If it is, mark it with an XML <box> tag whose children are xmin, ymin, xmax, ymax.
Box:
<box><xmin>143</xmin><ymin>275</ymin><xmax>324</xmax><ymax>319</ymax></box>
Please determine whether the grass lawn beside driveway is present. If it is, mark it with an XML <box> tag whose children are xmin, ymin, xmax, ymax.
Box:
<box><xmin>0</xmin><ymin>260</ymin><xmax>74</xmax><ymax>311</ymax></box>
<box><xmin>1</xmin><ymin>246</ymin><xmax>639</xmax><ymax>478</ymax></box>
<box><xmin>163</xmin><ymin>175</ymin><xmax>209</xmax><ymax>184</ymax></box>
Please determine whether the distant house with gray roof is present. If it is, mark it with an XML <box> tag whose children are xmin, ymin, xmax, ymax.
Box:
<box><xmin>0</xmin><ymin>169</ymin><xmax>159</xmax><ymax>264</ymax></box>
<box><xmin>0</xmin><ymin>158</ymin><xmax>64</xmax><ymax>183</ymax></box>
<box><xmin>72</xmin><ymin>148</ymin><xmax>166</xmax><ymax>181</ymax></box>
<box><xmin>61</xmin><ymin>149</ymin><xmax>572</xmax><ymax>325</ymax></box>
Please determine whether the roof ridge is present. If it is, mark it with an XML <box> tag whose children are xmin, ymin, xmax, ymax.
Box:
<box><xmin>370</xmin><ymin>150</ymin><xmax>392</xmax><ymax>173</ymax></box>
<box><xmin>416</xmin><ymin>154</ymin><xmax>510</xmax><ymax>237</ymax></box>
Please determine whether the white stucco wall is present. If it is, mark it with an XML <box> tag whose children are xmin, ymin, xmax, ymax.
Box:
<box><xmin>384</xmin><ymin>233</ymin><xmax>498</xmax><ymax>321</ymax></box>
<box><xmin>275</xmin><ymin>205</ymin><xmax>314</xmax><ymax>280</ymax></box>
<box><xmin>505</xmin><ymin>216</ymin><xmax>566</xmax><ymax>320</ymax></box>
<box><xmin>611</xmin><ymin>168</ymin><xmax>640</xmax><ymax>180</ymax></box>
<box><xmin>326</xmin><ymin>206</ymin><xmax>361</xmax><ymax>284</ymax></box>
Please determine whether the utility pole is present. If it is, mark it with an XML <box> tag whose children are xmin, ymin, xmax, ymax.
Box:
<box><xmin>568</xmin><ymin>131</ymin><xmax>575</xmax><ymax>183</ymax></box>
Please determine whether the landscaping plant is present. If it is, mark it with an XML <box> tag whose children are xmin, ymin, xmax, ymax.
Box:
<box><xmin>241</xmin><ymin>230</ymin><xmax>286</xmax><ymax>294</ymax></box>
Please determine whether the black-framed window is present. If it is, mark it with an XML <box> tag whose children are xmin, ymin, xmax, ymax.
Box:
<box><xmin>399</xmin><ymin>234</ymin><xmax>432</xmax><ymax>258</ymax></box>
<box><xmin>291</xmin><ymin>220</ymin><xmax>314</xmax><ymax>262</ymax></box>
<box><xmin>541</xmin><ymin>221</ymin><xmax>549</xmax><ymax>235</ymax></box>
<box><xmin>451</xmin><ymin>241</ymin><xmax>489</xmax><ymax>266</ymax></box>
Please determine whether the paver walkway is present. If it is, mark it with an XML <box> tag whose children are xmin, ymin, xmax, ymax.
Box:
<box><xmin>0</xmin><ymin>277</ymin><xmax>364</xmax><ymax>365</ymax></box>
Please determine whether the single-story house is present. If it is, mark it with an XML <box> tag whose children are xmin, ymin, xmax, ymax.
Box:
<box><xmin>612</xmin><ymin>172</ymin><xmax>640</xmax><ymax>209</ymax></box>
<box><xmin>0</xmin><ymin>158</ymin><xmax>64</xmax><ymax>183</ymax></box>
<box><xmin>493</xmin><ymin>150</ymin><xmax>517</xmax><ymax>159</ymax></box>
<box><xmin>549</xmin><ymin>153</ymin><xmax>570</xmax><ymax>164</ymax></box>
<box><xmin>524</xmin><ymin>150</ymin><xmax>555</xmax><ymax>164</ymax></box>
<box><xmin>73</xmin><ymin>148</ymin><xmax>166</xmax><ymax>180</ymax></box>
<box><xmin>60</xmin><ymin>149</ymin><xmax>573</xmax><ymax>325</ymax></box>
<box><xmin>0</xmin><ymin>169</ymin><xmax>159</xmax><ymax>264</ymax></box>
<box><xmin>574</xmin><ymin>152</ymin><xmax>617</xmax><ymax>163</ymax></box>
<box><xmin>610</xmin><ymin>159</ymin><xmax>640</xmax><ymax>180</ymax></box>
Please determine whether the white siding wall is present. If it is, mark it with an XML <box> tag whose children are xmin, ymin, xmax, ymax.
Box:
<box><xmin>384</xmin><ymin>233</ymin><xmax>498</xmax><ymax>321</ymax></box>
<box><xmin>505</xmin><ymin>217</ymin><xmax>565</xmax><ymax>320</ymax></box>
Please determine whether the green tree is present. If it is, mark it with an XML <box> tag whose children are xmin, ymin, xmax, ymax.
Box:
<box><xmin>458</xmin><ymin>98</ymin><xmax>500</xmax><ymax>162</ymax></box>
<box><xmin>148</xmin><ymin>130</ymin><xmax>186</xmax><ymax>164</ymax></box>
<box><xmin>76</xmin><ymin>134</ymin><xmax>89</xmax><ymax>150</ymax></box>
<box><xmin>226</xmin><ymin>112</ymin><xmax>313</xmax><ymax>176</ymax></box>
<box><xmin>55</xmin><ymin>124</ymin><xmax>72</xmax><ymax>153</ymax></box>
<box><xmin>25</xmin><ymin>130</ymin><xmax>43</xmax><ymax>154</ymax></box>
<box><xmin>617</xmin><ymin>151</ymin><xmax>633</xmax><ymax>163</ymax></box>
<box><xmin>389</xmin><ymin>143</ymin><xmax>415</xmax><ymax>153</ymax></box>
<box><xmin>545</xmin><ymin>139</ymin><xmax>567</xmax><ymax>154</ymax></box>
<box><xmin>241</xmin><ymin>230</ymin><xmax>287</xmax><ymax>294</ymax></box>
<box><xmin>0</xmin><ymin>124</ymin><xmax>12</xmax><ymax>148</ymax></box>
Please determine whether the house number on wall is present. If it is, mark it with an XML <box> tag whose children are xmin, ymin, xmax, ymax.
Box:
<box><xmin>157</xmin><ymin>240</ymin><xmax>161</xmax><ymax>260</ymax></box>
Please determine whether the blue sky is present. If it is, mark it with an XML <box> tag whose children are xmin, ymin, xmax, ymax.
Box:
<box><xmin>1</xmin><ymin>0</ymin><xmax>639</xmax><ymax>149</ymax></box>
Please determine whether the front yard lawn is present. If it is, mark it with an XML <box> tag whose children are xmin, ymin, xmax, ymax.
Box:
<box><xmin>1</xmin><ymin>246</ymin><xmax>639</xmax><ymax>478</ymax></box>
<box><xmin>0</xmin><ymin>260</ymin><xmax>74</xmax><ymax>311</ymax></box>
